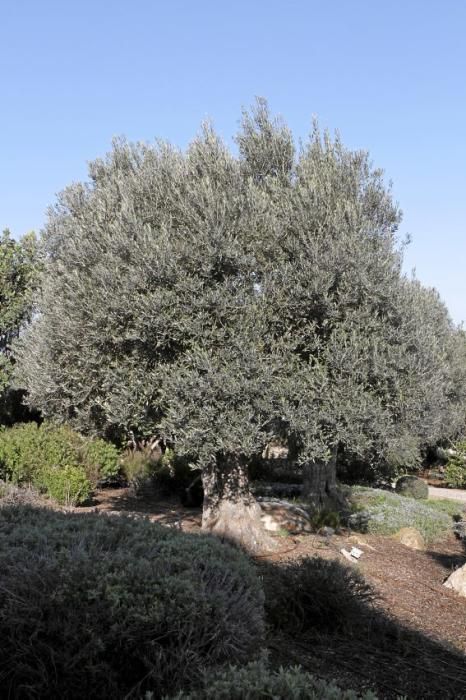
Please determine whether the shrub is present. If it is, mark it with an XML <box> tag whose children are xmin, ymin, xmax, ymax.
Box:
<box><xmin>119</xmin><ymin>449</ymin><xmax>158</xmax><ymax>493</ymax></box>
<box><xmin>395</xmin><ymin>475</ymin><xmax>428</xmax><ymax>500</ymax></box>
<box><xmin>0</xmin><ymin>422</ymin><xmax>121</xmax><ymax>503</ymax></box>
<box><xmin>350</xmin><ymin>487</ymin><xmax>454</xmax><ymax>542</ymax></box>
<box><xmin>35</xmin><ymin>464</ymin><xmax>92</xmax><ymax>506</ymax></box>
<box><xmin>261</xmin><ymin>556</ymin><xmax>376</xmax><ymax>635</ymax></box>
<box><xmin>0</xmin><ymin>422</ymin><xmax>79</xmax><ymax>483</ymax></box>
<box><xmin>120</xmin><ymin>447</ymin><xmax>197</xmax><ymax>499</ymax></box>
<box><xmin>444</xmin><ymin>442</ymin><xmax>466</xmax><ymax>488</ymax></box>
<box><xmin>165</xmin><ymin>659</ymin><xmax>378</xmax><ymax>700</ymax></box>
<box><xmin>0</xmin><ymin>505</ymin><xmax>264</xmax><ymax>699</ymax></box>
<box><xmin>310</xmin><ymin>509</ymin><xmax>341</xmax><ymax>531</ymax></box>
<box><xmin>81</xmin><ymin>437</ymin><xmax>120</xmax><ymax>483</ymax></box>
<box><xmin>0</xmin><ymin>480</ymin><xmax>43</xmax><ymax>506</ymax></box>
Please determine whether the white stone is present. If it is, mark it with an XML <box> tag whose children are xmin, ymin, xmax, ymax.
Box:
<box><xmin>444</xmin><ymin>563</ymin><xmax>466</xmax><ymax>597</ymax></box>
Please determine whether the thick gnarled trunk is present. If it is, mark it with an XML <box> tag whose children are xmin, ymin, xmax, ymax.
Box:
<box><xmin>302</xmin><ymin>446</ymin><xmax>344</xmax><ymax>510</ymax></box>
<box><xmin>202</xmin><ymin>453</ymin><xmax>277</xmax><ymax>554</ymax></box>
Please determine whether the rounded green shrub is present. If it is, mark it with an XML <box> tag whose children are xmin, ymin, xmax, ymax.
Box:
<box><xmin>0</xmin><ymin>421</ymin><xmax>80</xmax><ymax>483</ymax></box>
<box><xmin>395</xmin><ymin>475</ymin><xmax>428</xmax><ymax>499</ymax></box>
<box><xmin>262</xmin><ymin>556</ymin><xmax>376</xmax><ymax>635</ymax></box>
<box><xmin>0</xmin><ymin>505</ymin><xmax>264</xmax><ymax>699</ymax></box>
<box><xmin>0</xmin><ymin>422</ymin><xmax>121</xmax><ymax>503</ymax></box>
<box><xmin>35</xmin><ymin>464</ymin><xmax>92</xmax><ymax>506</ymax></box>
<box><xmin>165</xmin><ymin>659</ymin><xmax>378</xmax><ymax>699</ymax></box>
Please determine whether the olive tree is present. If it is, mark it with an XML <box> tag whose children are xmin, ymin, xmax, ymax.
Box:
<box><xmin>15</xmin><ymin>101</ymin><xmax>466</xmax><ymax>550</ymax></box>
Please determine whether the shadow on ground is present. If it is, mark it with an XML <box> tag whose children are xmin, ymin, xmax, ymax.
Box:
<box><xmin>84</xmin><ymin>487</ymin><xmax>202</xmax><ymax>531</ymax></box>
<box><xmin>257</xmin><ymin>554</ymin><xmax>466</xmax><ymax>700</ymax></box>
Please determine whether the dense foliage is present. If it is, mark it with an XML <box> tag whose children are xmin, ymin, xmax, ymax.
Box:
<box><xmin>0</xmin><ymin>505</ymin><xmax>264</xmax><ymax>698</ymax></box>
<box><xmin>0</xmin><ymin>421</ymin><xmax>120</xmax><ymax>504</ymax></box>
<box><xmin>13</xmin><ymin>101</ymin><xmax>466</xmax><ymax>523</ymax></box>
<box><xmin>0</xmin><ymin>229</ymin><xmax>41</xmax><ymax>423</ymax></box>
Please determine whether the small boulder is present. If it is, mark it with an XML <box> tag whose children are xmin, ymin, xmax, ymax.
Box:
<box><xmin>395</xmin><ymin>475</ymin><xmax>428</xmax><ymax>500</ymax></box>
<box><xmin>444</xmin><ymin>563</ymin><xmax>466</xmax><ymax>597</ymax></box>
<box><xmin>318</xmin><ymin>526</ymin><xmax>335</xmax><ymax>537</ymax></box>
<box><xmin>392</xmin><ymin>526</ymin><xmax>425</xmax><ymax>550</ymax></box>
<box><xmin>258</xmin><ymin>498</ymin><xmax>312</xmax><ymax>534</ymax></box>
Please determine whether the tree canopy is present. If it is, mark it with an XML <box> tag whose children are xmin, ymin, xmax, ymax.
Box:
<box><xmin>14</xmin><ymin>100</ymin><xmax>466</xmax><ymax>547</ymax></box>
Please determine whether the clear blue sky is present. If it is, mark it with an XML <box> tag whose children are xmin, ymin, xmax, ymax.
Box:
<box><xmin>1</xmin><ymin>1</ymin><xmax>465</xmax><ymax>323</ymax></box>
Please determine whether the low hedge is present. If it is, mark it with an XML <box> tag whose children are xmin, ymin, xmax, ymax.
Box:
<box><xmin>0</xmin><ymin>505</ymin><xmax>264</xmax><ymax>699</ymax></box>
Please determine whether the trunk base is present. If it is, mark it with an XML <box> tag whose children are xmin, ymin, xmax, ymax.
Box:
<box><xmin>202</xmin><ymin>456</ymin><xmax>278</xmax><ymax>555</ymax></box>
<box><xmin>202</xmin><ymin>498</ymin><xmax>277</xmax><ymax>554</ymax></box>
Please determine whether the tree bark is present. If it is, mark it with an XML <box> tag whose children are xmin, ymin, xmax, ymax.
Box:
<box><xmin>202</xmin><ymin>453</ymin><xmax>277</xmax><ymax>554</ymax></box>
<box><xmin>302</xmin><ymin>445</ymin><xmax>345</xmax><ymax>510</ymax></box>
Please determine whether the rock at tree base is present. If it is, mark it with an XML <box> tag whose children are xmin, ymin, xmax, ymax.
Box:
<box><xmin>258</xmin><ymin>498</ymin><xmax>312</xmax><ymax>534</ymax></box>
<box><xmin>444</xmin><ymin>563</ymin><xmax>466</xmax><ymax>597</ymax></box>
<box><xmin>392</xmin><ymin>526</ymin><xmax>425</xmax><ymax>550</ymax></box>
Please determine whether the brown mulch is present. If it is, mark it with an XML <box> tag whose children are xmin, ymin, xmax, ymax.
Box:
<box><xmin>264</xmin><ymin>530</ymin><xmax>466</xmax><ymax>654</ymax></box>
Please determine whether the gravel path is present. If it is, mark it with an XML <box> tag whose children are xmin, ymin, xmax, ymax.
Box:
<box><xmin>429</xmin><ymin>485</ymin><xmax>466</xmax><ymax>502</ymax></box>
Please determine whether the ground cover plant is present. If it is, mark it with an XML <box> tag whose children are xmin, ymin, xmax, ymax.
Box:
<box><xmin>165</xmin><ymin>659</ymin><xmax>378</xmax><ymax>700</ymax></box>
<box><xmin>0</xmin><ymin>505</ymin><xmax>264</xmax><ymax>699</ymax></box>
<box><xmin>350</xmin><ymin>487</ymin><xmax>463</xmax><ymax>542</ymax></box>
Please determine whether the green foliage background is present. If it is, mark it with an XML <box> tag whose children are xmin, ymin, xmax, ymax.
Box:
<box><xmin>0</xmin><ymin>229</ymin><xmax>41</xmax><ymax>423</ymax></box>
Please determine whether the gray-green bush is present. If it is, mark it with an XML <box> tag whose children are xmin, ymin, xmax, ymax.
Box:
<box><xmin>395</xmin><ymin>475</ymin><xmax>429</xmax><ymax>499</ymax></box>
<box><xmin>262</xmin><ymin>556</ymin><xmax>376</xmax><ymax>634</ymax></box>
<box><xmin>0</xmin><ymin>505</ymin><xmax>264</xmax><ymax>699</ymax></box>
<box><xmin>165</xmin><ymin>659</ymin><xmax>378</xmax><ymax>700</ymax></box>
